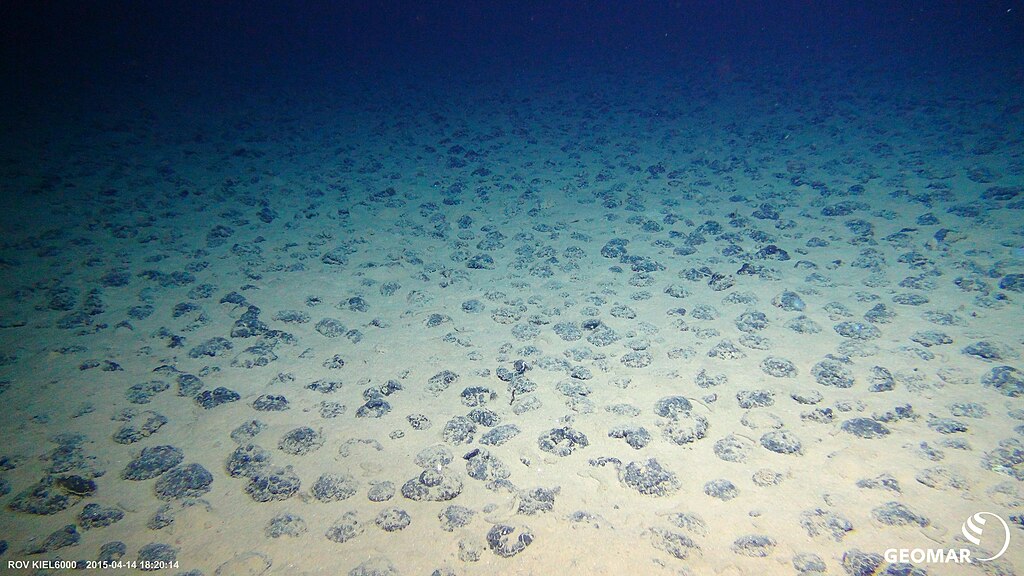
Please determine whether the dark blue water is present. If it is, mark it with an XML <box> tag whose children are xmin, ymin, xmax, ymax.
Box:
<box><xmin>3</xmin><ymin>1</ymin><xmax>1022</xmax><ymax>99</ymax></box>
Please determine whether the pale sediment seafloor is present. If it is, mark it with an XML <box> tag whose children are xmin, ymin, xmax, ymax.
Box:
<box><xmin>0</xmin><ymin>69</ymin><xmax>1023</xmax><ymax>575</ymax></box>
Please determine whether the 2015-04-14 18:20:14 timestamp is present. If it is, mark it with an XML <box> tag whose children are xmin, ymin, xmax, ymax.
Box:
<box><xmin>7</xmin><ymin>559</ymin><xmax>181</xmax><ymax>570</ymax></box>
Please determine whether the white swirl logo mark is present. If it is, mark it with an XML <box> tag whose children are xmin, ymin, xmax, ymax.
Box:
<box><xmin>961</xmin><ymin>512</ymin><xmax>1010</xmax><ymax>562</ymax></box>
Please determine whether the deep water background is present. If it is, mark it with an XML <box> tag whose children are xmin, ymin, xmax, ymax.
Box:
<box><xmin>2</xmin><ymin>1</ymin><xmax>1022</xmax><ymax>101</ymax></box>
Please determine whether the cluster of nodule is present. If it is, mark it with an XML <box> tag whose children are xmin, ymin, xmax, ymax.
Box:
<box><xmin>1</xmin><ymin>73</ymin><xmax>1023</xmax><ymax>576</ymax></box>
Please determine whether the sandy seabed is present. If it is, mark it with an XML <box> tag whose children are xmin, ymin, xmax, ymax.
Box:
<box><xmin>0</xmin><ymin>66</ymin><xmax>1022</xmax><ymax>575</ymax></box>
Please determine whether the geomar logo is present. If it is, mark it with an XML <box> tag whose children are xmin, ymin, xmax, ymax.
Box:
<box><xmin>883</xmin><ymin>512</ymin><xmax>1011</xmax><ymax>564</ymax></box>
<box><xmin>961</xmin><ymin>512</ymin><xmax>1010</xmax><ymax>562</ymax></box>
